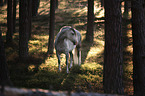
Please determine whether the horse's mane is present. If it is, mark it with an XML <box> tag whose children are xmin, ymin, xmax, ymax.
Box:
<box><xmin>55</xmin><ymin>26</ymin><xmax>75</xmax><ymax>43</ymax></box>
<box><xmin>59</xmin><ymin>26</ymin><xmax>72</xmax><ymax>34</ymax></box>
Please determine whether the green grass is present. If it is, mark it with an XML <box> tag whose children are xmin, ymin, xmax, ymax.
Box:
<box><xmin>0</xmin><ymin>0</ymin><xmax>133</xmax><ymax>95</ymax></box>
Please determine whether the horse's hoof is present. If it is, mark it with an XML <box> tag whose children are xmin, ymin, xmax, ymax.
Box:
<box><xmin>58</xmin><ymin>68</ymin><xmax>61</xmax><ymax>72</ymax></box>
<box><xmin>66</xmin><ymin>70</ymin><xmax>69</xmax><ymax>74</ymax></box>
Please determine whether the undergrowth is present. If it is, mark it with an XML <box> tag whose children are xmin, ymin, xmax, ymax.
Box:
<box><xmin>0</xmin><ymin>0</ymin><xmax>133</xmax><ymax>95</ymax></box>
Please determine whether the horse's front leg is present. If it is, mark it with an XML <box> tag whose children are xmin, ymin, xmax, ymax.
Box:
<box><xmin>56</xmin><ymin>53</ymin><xmax>61</xmax><ymax>72</ymax></box>
<box><xmin>65</xmin><ymin>52</ymin><xmax>69</xmax><ymax>73</ymax></box>
<box><xmin>69</xmin><ymin>51</ymin><xmax>73</xmax><ymax>69</ymax></box>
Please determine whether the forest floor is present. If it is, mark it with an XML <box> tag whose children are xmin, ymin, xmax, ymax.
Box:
<box><xmin>0</xmin><ymin>0</ymin><xmax>133</xmax><ymax>95</ymax></box>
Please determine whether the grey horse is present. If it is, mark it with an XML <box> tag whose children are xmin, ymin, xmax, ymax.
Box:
<box><xmin>55</xmin><ymin>26</ymin><xmax>81</xmax><ymax>73</ymax></box>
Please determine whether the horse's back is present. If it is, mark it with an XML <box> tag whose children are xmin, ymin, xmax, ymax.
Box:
<box><xmin>55</xmin><ymin>26</ymin><xmax>81</xmax><ymax>53</ymax></box>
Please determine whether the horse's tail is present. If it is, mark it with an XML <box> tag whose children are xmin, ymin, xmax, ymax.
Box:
<box><xmin>73</xmin><ymin>47</ymin><xmax>81</xmax><ymax>65</ymax></box>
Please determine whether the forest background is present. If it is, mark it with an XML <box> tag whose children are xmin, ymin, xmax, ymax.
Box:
<box><xmin>0</xmin><ymin>0</ymin><xmax>135</xmax><ymax>95</ymax></box>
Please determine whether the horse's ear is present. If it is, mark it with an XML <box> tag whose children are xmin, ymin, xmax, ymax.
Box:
<box><xmin>70</xmin><ymin>27</ymin><xmax>76</xmax><ymax>35</ymax></box>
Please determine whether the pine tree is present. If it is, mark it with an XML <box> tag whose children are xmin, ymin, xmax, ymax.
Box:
<box><xmin>131</xmin><ymin>0</ymin><xmax>145</xmax><ymax>95</ymax></box>
<box><xmin>19</xmin><ymin>0</ymin><xmax>32</xmax><ymax>61</ymax></box>
<box><xmin>103</xmin><ymin>0</ymin><xmax>124</xmax><ymax>94</ymax></box>
<box><xmin>86</xmin><ymin>0</ymin><xmax>94</xmax><ymax>43</ymax></box>
<box><xmin>48</xmin><ymin>0</ymin><xmax>56</xmax><ymax>55</ymax></box>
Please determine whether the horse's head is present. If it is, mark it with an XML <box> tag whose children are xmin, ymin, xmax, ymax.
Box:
<box><xmin>65</xmin><ymin>27</ymin><xmax>78</xmax><ymax>45</ymax></box>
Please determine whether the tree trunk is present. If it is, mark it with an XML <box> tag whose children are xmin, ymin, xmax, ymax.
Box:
<box><xmin>48</xmin><ymin>0</ymin><xmax>55</xmax><ymax>55</ymax></box>
<box><xmin>0</xmin><ymin>0</ymin><xmax>4</xmax><ymax>6</ymax></box>
<box><xmin>131</xmin><ymin>0</ymin><xmax>145</xmax><ymax>95</ymax></box>
<box><xmin>55</xmin><ymin>0</ymin><xmax>58</xmax><ymax>9</ymax></box>
<box><xmin>123</xmin><ymin>0</ymin><xmax>130</xmax><ymax>19</ymax></box>
<box><xmin>32</xmin><ymin>0</ymin><xmax>40</xmax><ymax>17</ymax></box>
<box><xmin>13</xmin><ymin>0</ymin><xmax>16</xmax><ymax>33</ymax></box>
<box><xmin>19</xmin><ymin>0</ymin><xmax>32</xmax><ymax>61</ymax></box>
<box><xmin>86</xmin><ymin>0</ymin><xmax>94</xmax><ymax>43</ymax></box>
<box><xmin>28</xmin><ymin>0</ymin><xmax>32</xmax><ymax>39</ymax></box>
<box><xmin>103</xmin><ymin>0</ymin><xmax>124</xmax><ymax>94</ymax></box>
<box><xmin>100</xmin><ymin>0</ymin><xmax>104</xmax><ymax>7</ymax></box>
<box><xmin>6</xmin><ymin>0</ymin><xmax>13</xmax><ymax>44</ymax></box>
<box><xmin>0</xmin><ymin>0</ymin><xmax>6</xmax><ymax>6</ymax></box>
<box><xmin>0</xmin><ymin>29</ymin><xmax>10</xmax><ymax>93</ymax></box>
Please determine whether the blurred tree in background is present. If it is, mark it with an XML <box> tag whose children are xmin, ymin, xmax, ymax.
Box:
<box><xmin>131</xmin><ymin>0</ymin><xmax>145</xmax><ymax>95</ymax></box>
<box><xmin>86</xmin><ymin>0</ymin><xmax>94</xmax><ymax>43</ymax></box>
<box><xmin>6</xmin><ymin>0</ymin><xmax>13</xmax><ymax>44</ymax></box>
<box><xmin>0</xmin><ymin>29</ymin><xmax>10</xmax><ymax>93</ymax></box>
<box><xmin>0</xmin><ymin>0</ymin><xmax>6</xmax><ymax>6</ymax></box>
<box><xmin>32</xmin><ymin>0</ymin><xmax>40</xmax><ymax>17</ymax></box>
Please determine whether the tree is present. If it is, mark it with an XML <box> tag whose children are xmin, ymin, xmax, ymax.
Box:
<box><xmin>48</xmin><ymin>0</ymin><xmax>56</xmax><ymax>55</ymax></box>
<box><xmin>0</xmin><ymin>0</ymin><xmax>6</xmax><ymax>6</ymax></box>
<box><xmin>123</xmin><ymin>0</ymin><xmax>130</xmax><ymax>19</ymax></box>
<box><xmin>86</xmin><ymin>0</ymin><xmax>94</xmax><ymax>43</ymax></box>
<box><xmin>6</xmin><ymin>0</ymin><xmax>17</xmax><ymax>43</ymax></box>
<box><xmin>103</xmin><ymin>0</ymin><xmax>124</xmax><ymax>94</ymax></box>
<box><xmin>32</xmin><ymin>0</ymin><xmax>40</xmax><ymax>17</ymax></box>
<box><xmin>6</xmin><ymin>0</ymin><xmax>13</xmax><ymax>44</ymax></box>
<box><xmin>13</xmin><ymin>0</ymin><xmax>16</xmax><ymax>33</ymax></box>
<box><xmin>0</xmin><ymin>29</ymin><xmax>10</xmax><ymax>93</ymax></box>
<box><xmin>28</xmin><ymin>0</ymin><xmax>32</xmax><ymax>39</ymax></box>
<box><xmin>131</xmin><ymin>0</ymin><xmax>145</xmax><ymax>95</ymax></box>
<box><xmin>0</xmin><ymin>0</ymin><xmax>4</xmax><ymax>6</ymax></box>
<box><xmin>100</xmin><ymin>0</ymin><xmax>104</xmax><ymax>7</ymax></box>
<box><xmin>19</xmin><ymin>0</ymin><xmax>32</xmax><ymax>61</ymax></box>
<box><xmin>55</xmin><ymin>0</ymin><xmax>58</xmax><ymax>9</ymax></box>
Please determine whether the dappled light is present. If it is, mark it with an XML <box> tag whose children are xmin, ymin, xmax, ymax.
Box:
<box><xmin>29</xmin><ymin>35</ymin><xmax>48</xmax><ymax>53</ymax></box>
<box><xmin>0</xmin><ymin>0</ymin><xmax>134</xmax><ymax>95</ymax></box>
<box><xmin>28</xmin><ymin>65</ymin><xmax>36</xmax><ymax>72</ymax></box>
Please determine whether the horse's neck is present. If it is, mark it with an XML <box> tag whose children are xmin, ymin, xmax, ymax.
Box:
<box><xmin>64</xmin><ymin>39</ymin><xmax>76</xmax><ymax>51</ymax></box>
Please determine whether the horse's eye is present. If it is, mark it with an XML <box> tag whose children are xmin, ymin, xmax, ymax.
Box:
<box><xmin>71</xmin><ymin>32</ymin><xmax>75</xmax><ymax>35</ymax></box>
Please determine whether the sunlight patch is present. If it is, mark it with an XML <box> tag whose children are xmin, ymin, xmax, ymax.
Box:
<box><xmin>81</xmin><ymin>62</ymin><xmax>103</xmax><ymax>70</ymax></box>
<box><xmin>94</xmin><ymin>1</ymin><xmax>104</xmax><ymax>18</ymax></box>
<box><xmin>28</xmin><ymin>65</ymin><xmax>36</xmax><ymax>71</ymax></box>
<box><xmin>85</xmin><ymin>47</ymin><xmax>104</xmax><ymax>63</ymax></box>
<box><xmin>29</xmin><ymin>40</ymin><xmax>40</xmax><ymax>44</ymax></box>
<box><xmin>73</xmin><ymin>7</ymin><xmax>87</xmax><ymax>16</ymax></box>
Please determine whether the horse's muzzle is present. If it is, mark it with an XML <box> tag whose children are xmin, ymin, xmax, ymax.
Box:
<box><xmin>73</xmin><ymin>41</ymin><xmax>77</xmax><ymax>45</ymax></box>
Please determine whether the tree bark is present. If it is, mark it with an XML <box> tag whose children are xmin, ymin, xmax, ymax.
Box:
<box><xmin>86</xmin><ymin>0</ymin><xmax>94</xmax><ymax>43</ymax></box>
<box><xmin>13</xmin><ymin>0</ymin><xmax>16</xmax><ymax>33</ymax></box>
<box><xmin>6</xmin><ymin>0</ymin><xmax>13</xmax><ymax>44</ymax></box>
<box><xmin>0</xmin><ymin>29</ymin><xmax>10</xmax><ymax>93</ymax></box>
<box><xmin>48</xmin><ymin>0</ymin><xmax>56</xmax><ymax>55</ymax></box>
<box><xmin>0</xmin><ymin>0</ymin><xmax>4</xmax><ymax>6</ymax></box>
<box><xmin>28</xmin><ymin>0</ymin><xmax>32</xmax><ymax>39</ymax></box>
<box><xmin>55</xmin><ymin>0</ymin><xmax>58</xmax><ymax>9</ymax></box>
<box><xmin>19</xmin><ymin>0</ymin><xmax>32</xmax><ymax>61</ymax></box>
<box><xmin>123</xmin><ymin>0</ymin><xmax>130</xmax><ymax>19</ymax></box>
<box><xmin>32</xmin><ymin>0</ymin><xmax>40</xmax><ymax>16</ymax></box>
<box><xmin>131</xmin><ymin>0</ymin><xmax>145</xmax><ymax>95</ymax></box>
<box><xmin>103</xmin><ymin>0</ymin><xmax>124</xmax><ymax>94</ymax></box>
<box><xmin>0</xmin><ymin>0</ymin><xmax>6</xmax><ymax>6</ymax></box>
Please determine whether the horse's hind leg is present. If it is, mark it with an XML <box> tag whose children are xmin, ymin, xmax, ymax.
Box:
<box><xmin>65</xmin><ymin>52</ymin><xmax>69</xmax><ymax>73</ymax></box>
<box><xmin>77</xmin><ymin>47</ymin><xmax>81</xmax><ymax>66</ymax></box>
<box><xmin>56</xmin><ymin>53</ymin><xmax>61</xmax><ymax>72</ymax></box>
<box><xmin>69</xmin><ymin>51</ymin><xmax>73</xmax><ymax>69</ymax></box>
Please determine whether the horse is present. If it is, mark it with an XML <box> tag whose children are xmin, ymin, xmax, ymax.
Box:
<box><xmin>55</xmin><ymin>26</ymin><xmax>81</xmax><ymax>73</ymax></box>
